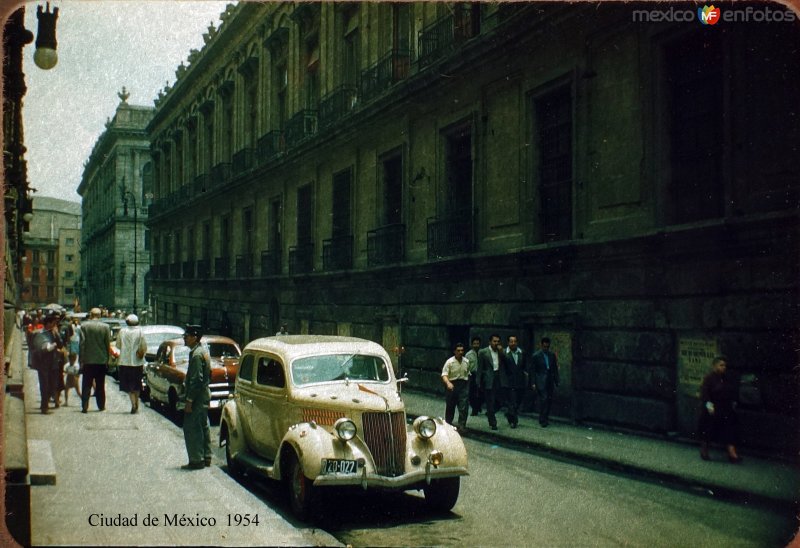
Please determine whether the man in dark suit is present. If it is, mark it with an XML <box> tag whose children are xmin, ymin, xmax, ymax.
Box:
<box><xmin>502</xmin><ymin>335</ymin><xmax>528</xmax><ymax>428</ymax></box>
<box><xmin>476</xmin><ymin>334</ymin><xmax>506</xmax><ymax>430</ymax></box>
<box><xmin>530</xmin><ymin>337</ymin><xmax>559</xmax><ymax>427</ymax></box>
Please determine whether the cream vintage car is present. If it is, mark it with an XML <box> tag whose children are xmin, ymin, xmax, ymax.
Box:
<box><xmin>220</xmin><ymin>335</ymin><xmax>468</xmax><ymax>519</ymax></box>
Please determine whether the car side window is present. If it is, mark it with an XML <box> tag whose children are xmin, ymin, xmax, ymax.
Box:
<box><xmin>238</xmin><ymin>354</ymin><xmax>254</xmax><ymax>381</ymax></box>
<box><xmin>256</xmin><ymin>357</ymin><xmax>285</xmax><ymax>388</ymax></box>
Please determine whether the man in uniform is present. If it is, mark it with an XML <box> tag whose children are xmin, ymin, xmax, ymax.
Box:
<box><xmin>79</xmin><ymin>307</ymin><xmax>112</xmax><ymax>413</ymax></box>
<box><xmin>181</xmin><ymin>324</ymin><xmax>212</xmax><ymax>470</ymax></box>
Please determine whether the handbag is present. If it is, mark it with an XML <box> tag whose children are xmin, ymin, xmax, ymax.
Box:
<box><xmin>65</xmin><ymin>363</ymin><xmax>80</xmax><ymax>376</ymax></box>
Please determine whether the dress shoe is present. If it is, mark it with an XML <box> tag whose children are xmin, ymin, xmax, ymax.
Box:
<box><xmin>41</xmin><ymin>408</ymin><xmax>50</xmax><ymax>415</ymax></box>
<box><xmin>204</xmin><ymin>459</ymin><xmax>212</xmax><ymax>467</ymax></box>
<box><xmin>510</xmin><ymin>423</ymin><xmax>518</xmax><ymax>429</ymax></box>
<box><xmin>728</xmin><ymin>455</ymin><xmax>742</xmax><ymax>464</ymax></box>
<box><xmin>181</xmin><ymin>462</ymin><xmax>205</xmax><ymax>470</ymax></box>
<box><xmin>491</xmin><ymin>425</ymin><xmax>498</xmax><ymax>431</ymax></box>
<box><xmin>700</xmin><ymin>453</ymin><xmax>710</xmax><ymax>461</ymax></box>
<box><xmin>81</xmin><ymin>408</ymin><xmax>88</xmax><ymax>414</ymax></box>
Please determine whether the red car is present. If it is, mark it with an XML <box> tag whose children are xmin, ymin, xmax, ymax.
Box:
<box><xmin>145</xmin><ymin>335</ymin><xmax>241</xmax><ymax>413</ymax></box>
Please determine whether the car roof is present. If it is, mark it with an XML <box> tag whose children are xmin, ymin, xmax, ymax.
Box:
<box><xmin>243</xmin><ymin>335</ymin><xmax>389</xmax><ymax>359</ymax></box>
<box><xmin>140</xmin><ymin>325</ymin><xmax>184</xmax><ymax>334</ymax></box>
<box><xmin>160</xmin><ymin>334</ymin><xmax>239</xmax><ymax>347</ymax></box>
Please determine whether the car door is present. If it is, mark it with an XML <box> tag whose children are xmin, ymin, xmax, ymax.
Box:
<box><xmin>250</xmin><ymin>353</ymin><xmax>290</xmax><ymax>458</ymax></box>
<box><xmin>232</xmin><ymin>353</ymin><xmax>256</xmax><ymax>447</ymax></box>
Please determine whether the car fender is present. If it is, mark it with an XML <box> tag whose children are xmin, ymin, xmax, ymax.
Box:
<box><xmin>275</xmin><ymin>422</ymin><xmax>375</xmax><ymax>480</ymax></box>
<box><xmin>410</xmin><ymin>418</ymin><xmax>469</xmax><ymax>469</ymax></box>
<box><xmin>220</xmin><ymin>400</ymin><xmax>245</xmax><ymax>457</ymax></box>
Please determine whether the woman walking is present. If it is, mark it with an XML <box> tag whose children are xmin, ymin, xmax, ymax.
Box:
<box><xmin>116</xmin><ymin>314</ymin><xmax>147</xmax><ymax>414</ymax></box>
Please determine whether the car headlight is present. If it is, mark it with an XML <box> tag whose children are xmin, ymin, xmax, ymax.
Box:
<box><xmin>334</xmin><ymin>418</ymin><xmax>357</xmax><ymax>441</ymax></box>
<box><xmin>413</xmin><ymin>416</ymin><xmax>437</xmax><ymax>439</ymax></box>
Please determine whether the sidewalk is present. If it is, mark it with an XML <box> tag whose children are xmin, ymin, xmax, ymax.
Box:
<box><xmin>401</xmin><ymin>389</ymin><xmax>800</xmax><ymax>509</ymax></box>
<box><xmin>22</xmin><ymin>365</ymin><xmax>340</xmax><ymax>547</ymax></box>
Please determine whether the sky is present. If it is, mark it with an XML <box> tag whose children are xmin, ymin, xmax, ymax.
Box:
<box><xmin>22</xmin><ymin>0</ymin><xmax>232</xmax><ymax>203</ymax></box>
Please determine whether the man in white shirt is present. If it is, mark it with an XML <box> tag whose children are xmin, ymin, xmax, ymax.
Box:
<box><xmin>441</xmin><ymin>342</ymin><xmax>472</xmax><ymax>430</ymax></box>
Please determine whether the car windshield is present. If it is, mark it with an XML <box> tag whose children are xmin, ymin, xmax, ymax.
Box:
<box><xmin>205</xmin><ymin>342</ymin><xmax>240</xmax><ymax>358</ymax></box>
<box><xmin>291</xmin><ymin>353</ymin><xmax>390</xmax><ymax>386</ymax></box>
<box><xmin>171</xmin><ymin>346</ymin><xmax>190</xmax><ymax>364</ymax></box>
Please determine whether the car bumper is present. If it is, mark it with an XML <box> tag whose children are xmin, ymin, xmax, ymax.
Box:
<box><xmin>312</xmin><ymin>465</ymin><xmax>468</xmax><ymax>489</ymax></box>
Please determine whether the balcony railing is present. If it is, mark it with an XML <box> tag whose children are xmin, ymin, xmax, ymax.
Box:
<box><xmin>260</xmin><ymin>249</ymin><xmax>281</xmax><ymax>276</ymax></box>
<box><xmin>360</xmin><ymin>49</ymin><xmax>411</xmax><ymax>103</ymax></box>
<box><xmin>288</xmin><ymin>242</ymin><xmax>314</xmax><ymax>275</ymax></box>
<box><xmin>367</xmin><ymin>223</ymin><xmax>405</xmax><ymax>267</ymax></box>
<box><xmin>284</xmin><ymin>109</ymin><xmax>318</xmax><ymax>148</ymax></box>
<box><xmin>318</xmin><ymin>86</ymin><xmax>357</xmax><ymax>128</ymax></box>
<box><xmin>194</xmin><ymin>173</ymin><xmax>210</xmax><ymax>195</ymax></box>
<box><xmin>418</xmin><ymin>5</ymin><xmax>478</xmax><ymax>68</ymax></box>
<box><xmin>210</xmin><ymin>162</ymin><xmax>231</xmax><ymax>188</ymax></box>
<box><xmin>182</xmin><ymin>260</ymin><xmax>194</xmax><ymax>279</ymax></box>
<box><xmin>235</xmin><ymin>254</ymin><xmax>253</xmax><ymax>278</ymax></box>
<box><xmin>214</xmin><ymin>256</ymin><xmax>230</xmax><ymax>278</ymax></box>
<box><xmin>257</xmin><ymin>130</ymin><xmax>285</xmax><ymax>163</ymax></box>
<box><xmin>232</xmin><ymin>147</ymin><xmax>256</xmax><ymax>174</ymax></box>
<box><xmin>196</xmin><ymin>259</ymin><xmax>210</xmax><ymax>279</ymax></box>
<box><xmin>427</xmin><ymin>211</ymin><xmax>474</xmax><ymax>260</ymax></box>
<box><xmin>322</xmin><ymin>234</ymin><xmax>354</xmax><ymax>271</ymax></box>
<box><xmin>170</xmin><ymin>262</ymin><xmax>181</xmax><ymax>279</ymax></box>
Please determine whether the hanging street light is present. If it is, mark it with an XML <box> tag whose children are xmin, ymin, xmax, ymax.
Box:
<box><xmin>34</xmin><ymin>3</ymin><xmax>59</xmax><ymax>70</ymax></box>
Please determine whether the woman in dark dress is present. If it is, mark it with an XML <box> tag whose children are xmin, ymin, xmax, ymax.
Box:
<box><xmin>698</xmin><ymin>356</ymin><xmax>741</xmax><ymax>463</ymax></box>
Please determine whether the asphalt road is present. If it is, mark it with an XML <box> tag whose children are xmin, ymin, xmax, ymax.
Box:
<box><xmin>198</xmin><ymin>415</ymin><xmax>796</xmax><ymax>548</ymax></box>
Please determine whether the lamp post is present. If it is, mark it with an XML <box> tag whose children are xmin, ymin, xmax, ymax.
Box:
<box><xmin>120</xmin><ymin>186</ymin><xmax>138</xmax><ymax>314</ymax></box>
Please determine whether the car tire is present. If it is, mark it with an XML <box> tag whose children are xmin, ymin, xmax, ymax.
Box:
<box><xmin>423</xmin><ymin>477</ymin><xmax>460</xmax><ymax>512</ymax></box>
<box><xmin>221</xmin><ymin>426</ymin><xmax>242</xmax><ymax>479</ymax></box>
<box><xmin>287</xmin><ymin>452</ymin><xmax>317</xmax><ymax>520</ymax></box>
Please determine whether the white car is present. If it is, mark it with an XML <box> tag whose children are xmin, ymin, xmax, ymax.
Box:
<box><xmin>220</xmin><ymin>335</ymin><xmax>468</xmax><ymax>519</ymax></box>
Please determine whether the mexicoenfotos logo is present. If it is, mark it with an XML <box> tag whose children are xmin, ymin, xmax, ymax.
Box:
<box><xmin>698</xmin><ymin>5</ymin><xmax>721</xmax><ymax>25</ymax></box>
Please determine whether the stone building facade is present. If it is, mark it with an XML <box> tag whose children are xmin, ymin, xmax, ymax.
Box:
<box><xmin>78</xmin><ymin>93</ymin><xmax>153</xmax><ymax>314</ymax></box>
<box><xmin>21</xmin><ymin>197</ymin><xmax>81</xmax><ymax>307</ymax></box>
<box><xmin>146</xmin><ymin>2</ymin><xmax>799</xmax><ymax>451</ymax></box>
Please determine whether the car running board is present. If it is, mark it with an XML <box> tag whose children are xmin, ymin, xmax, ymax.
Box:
<box><xmin>235</xmin><ymin>450</ymin><xmax>275</xmax><ymax>478</ymax></box>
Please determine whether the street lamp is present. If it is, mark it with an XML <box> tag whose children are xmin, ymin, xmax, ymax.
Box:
<box><xmin>34</xmin><ymin>3</ymin><xmax>59</xmax><ymax>70</ymax></box>
<box><xmin>120</xmin><ymin>185</ymin><xmax>138</xmax><ymax>314</ymax></box>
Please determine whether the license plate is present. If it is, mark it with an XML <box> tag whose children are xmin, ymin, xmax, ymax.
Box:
<box><xmin>321</xmin><ymin>458</ymin><xmax>357</xmax><ymax>474</ymax></box>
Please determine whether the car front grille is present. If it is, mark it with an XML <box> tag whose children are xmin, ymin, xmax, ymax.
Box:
<box><xmin>362</xmin><ymin>411</ymin><xmax>406</xmax><ymax>476</ymax></box>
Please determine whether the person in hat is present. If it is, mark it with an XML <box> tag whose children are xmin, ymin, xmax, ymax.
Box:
<box><xmin>30</xmin><ymin>310</ymin><xmax>65</xmax><ymax>414</ymax></box>
<box><xmin>117</xmin><ymin>314</ymin><xmax>147</xmax><ymax>414</ymax></box>
<box><xmin>181</xmin><ymin>324</ymin><xmax>212</xmax><ymax>470</ymax></box>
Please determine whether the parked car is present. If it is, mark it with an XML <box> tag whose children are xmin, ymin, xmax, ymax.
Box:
<box><xmin>146</xmin><ymin>335</ymin><xmax>241</xmax><ymax>413</ymax></box>
<box><xmin>140</xmin><ymin>325</ymin><xmax>185</xmax><ymax>362</ymax></box>
<box><xmin>219</xmin><ymin>335</ymin><xmax>468</xmax><ymax>520</ymax></box>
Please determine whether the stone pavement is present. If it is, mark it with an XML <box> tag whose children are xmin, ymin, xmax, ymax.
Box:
<box><xmin>22</xmin><ymin>367</ymin><xmax>340</xmax><ymax>547</ymax></box>
<box><xmin>401</xmin><ymin>389</ymin><xmax>800</xmax><ymax>510</ymax></box>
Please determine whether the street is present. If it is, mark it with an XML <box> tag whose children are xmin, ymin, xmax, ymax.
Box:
<box><xmin>164</xmin><ymin>405</ymin><xmax>794</xmax><ymax>547</ymax></box>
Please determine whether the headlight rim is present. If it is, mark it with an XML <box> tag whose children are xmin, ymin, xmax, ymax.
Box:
<box><xmin>413</xmin><ymin>415</ymin><xmax>437</xmax><ymax>439</ymax></box>
<box><xmin>333</xmin><ymin>417</ymin><xmax>357</xmax><ymax>441</ymax></box>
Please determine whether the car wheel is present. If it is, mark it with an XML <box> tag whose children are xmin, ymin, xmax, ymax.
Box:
<box><xmin>423</xmin><ymin>477</ymin><xmax>460</xmax><ymax>512</ymax></box>
<box><xmin>287</xmin><ymin>452</ymin><xmax>317</xmax><ymax>520</ymax></box>
<box><xmin>221</xmin><ymin>426</ymin><xmax>242</xmax><ymax>479</ymax></box>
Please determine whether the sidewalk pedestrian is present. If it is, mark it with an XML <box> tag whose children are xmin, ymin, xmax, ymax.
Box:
<box><xmin>441</xmin><ymin>342</ymin><xmax>472</xmax><ymax>431</ymax></box>
<box><xmin>117</xmin><ymin>314</ymin><xmax>148</xmax><ymax>414</ymax></box>
<box><xmin>531</xmin><ymin>337</ymin><xmax>559</xmax><ymax>427</ymax></box>
<box><xmin>63</xmin><ymin>316</ymin><xmax>83</xmax><ymax>406</ymax></box>
<box><xmin>502</xmin><ymin>335</ymin><xmax>528</xmax><ymax>428</ymax></box>
<box><xmin>698</xmin><ymin>356</ymin><xmax>741</xmax><ymax>463</ymax></box>
<box><xmin>30</xmin><ymin>310</ymin><xmax>65</xmax><ymax>414</ymax></box>
<box><xmin>476</xmin><ymin>334</ymin><xmax>507</xmax><ymax>430</ymax></box>
<box><xmin>465</xmin><ymin>336</ymin><xmax>483</xmax><ymax>416</ymax></box>
<box><xmin>79</xmin><ymin>307</ymin><xmax>112</xmax><ymax>413</ymax></box>
<box><xmin>181</xmin><ymin>324</ymin><xmax>212</xmax><ymax>470</ymax></box>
